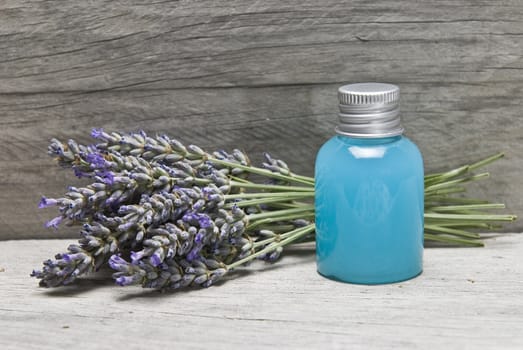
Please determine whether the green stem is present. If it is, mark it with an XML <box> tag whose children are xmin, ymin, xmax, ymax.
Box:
<box><xmin>263</xmin><ymin>202</ymin><xmax>303</xmax><ymax>209</ymax></box>
<box><xmin>424</xmin><ymin>196</ymin><xmax>490</xmax><ymax>204</ymax></box>
<box><xmin>425</xmin><ymin>187</ymin><xmax>466</xmax><ymax>196</ymax></box>
<box><xmin>246</xmin><ymin>213</ymin><xmax>315</xmax><ymax>231</ymax></box>
<box><xmin>425</xmin><ymin>213</ymin><xmax>516</xmax><ymax>222</ymax></box>
<box><xmin>209</xmin><ymin>157</ymin><xmax>315</xmax><ymax>186</ymax></box>
<box><xmin>230</xmin><ymin>176</ymin><xmax>251</xmax><ymax>184</ymax></box>
<box><xmin>254</xmin><ymin>224</ymin><xmax>296</xmax><ymax>233</ymax></box>
<box><xmin>230</xmin><ymin>181</ymin><xmax>313</xmax><ymax>192</ymax></box>
<box><xmin>424</xmin><ymin>224</ymin><xmax>481</xmax><ymax>239</ymax></box>
<box><xmin>427</xmin><ymin>203</ymin><xmax>506</xmax><ymax>212</ymax></box>
<box><xmin>426</xmin><ymin>220</ymin><xmax>507</xmax><ymax>228</ymax></box>
<box><xmin>224</xmin><ymin>191</ymin><xmax>314</xmax><ymax>200</ymax></box>
<box><xmin>251</xmin><ymin>227</ymin><xmax>308</xmax><ymax>249</ymax></box>
<box><xmin>227</xmin><ymin>224</ymin><xmax>315</xmax><ymax>270</ymax></box>
<box><xmin>225</xmin><ymin>195</ymin><xmax>314</xmax><ymax>208</ymax></box>
<box><xmin>424</xmin><ymin>173</ymin><xmax>490</xmax><ymax>192</ymax></box>
<box><xmin>424</xmin><ymin>233</ymin><xmax>484</xmax><ymax>247</ymax></box>
<box><xmin>424</xmin><ymin>165</ymin><xmax>469</xmax><ymax>186</ymax></box>
<box><xmin>468</xmin><ymin>152</ymin><xmax>504</xmax><ymax>171</ymax></box>
<box><xmin>248</xmin><ymin>205</ymin><xmax>315</xmax><ymax>222</ymax></box>
<box><xmin>423</xmin><ymin>153</ymin><xmax>504</xmax><ymax>181</ymax></box>
<box><xmin>426</xmin><ymin>223</ymin><xmax>495</xmax><ymax>229</ymax></box>
<box><xmin>291</xmin><ymin>173</ymin><xmax>316</xmax><ymax>184</ymax></box>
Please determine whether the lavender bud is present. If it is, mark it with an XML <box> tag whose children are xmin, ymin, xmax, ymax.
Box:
<box><xmin>91</xmin><ymin>128</ymin><xmax>105</xmax><ymax>139</ymax></box>
<box><xmin>169</xmin><ymin>273</ymin><xmax>183</xmax><ymax>283</ymax></box>
<box><xmin>136</xmin><ymin>229</ymin><xmax>145</xmax><ymax>242</ymax></box>
<box><xmin>130</xmin><ymin>250</ymin><xmax>146</xmax><ymax>264</ymax></box>
<box><xmin>91</xmin><ymin>183</ymin><xmax>106</xmax><ymax>191</ymax></box>
<box><xmin>150</xmin><ymin>250</ymin><xmax>164</xmax><ymax>267</ymax></box>
<box><xmin>114</xmin><ymin>275</ymin><xmax>139</xmax><ymax>287</ymax></box>
<box><xmin>89</xmin><ymin>191</ymin><xmax>107</xmax><ymax>204</ymax></box>
<box><xmin>39</xmin><ymin>196</ymin><xmax>59</xmax><ymax>209</ymax></box>
<box><xmin>187</xmin><ymin>144</ymin><xmax>205</xmax><ymax>155</ymax></box>
<box><xmin>241</xmin><ymin>239</ymin><xmax>253</xmax><ymax>252</ymax></box>
<box><xmin>186</xmin><ymin>247</ymin><xmax>201</xmax><ymax>262</ymax></box>
<box><xmin>143</xmin><ymin>239</ymin><xmax>161</xmax><ymax>248</ymax></box>
<box><xmin>258</xmin><ymin>229</ymin><xmax>276</xmax><ymax>237</ymax></box>
<box><xmin>45</xmin><ymin>216</ymin><xmax>63</xmax><ymax>229</ymax></box>
<box><xmin>130</xmin><ymin>173</ymin><xmax>152</xmax><ymax>184</ymax></box>
<box><xmin>293</xmin><ymin>219</ymin><xmax>311</xmax><ymax>227</ymax></box>
<box><xmin>202</xmin><ymin>259</ymin><xmax>223</xmax><ymax>270</ymax></box>
<box><xmin>232</xmin><ymin>149</ymin><xmax>249</xmax><ymax>165</ymax></box>
<box><xmin>168</xmin><ymin>139</ymin><xmax>187</xmax><ymax>154</ymax></box>
<box><xmin>165</xmin><ymin>153</ymin><xmax>184</xmax><ymax>163</ymax></box>
<box><xmin>268</xmin><ymin>246</ymin><xmax>283</xmax><ymax>261</ymax></box>
<box><xmin>193</xmin><ymin>274</ymin><xmax>209</xmax><ymax>285</ymax></box>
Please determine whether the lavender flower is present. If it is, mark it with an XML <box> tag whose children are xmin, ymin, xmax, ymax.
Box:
<box><xmin>263</xmin><ymin>152</ymin><xmax>291</xmax><ymax>176</ymax></box>
<box><xmin>85</xmin><ymin>152</ymin><xmax>109</xmax><ymax>169</ymax></box>
<box><xmin>109</xmin><ymin>253</ymin><xmax>228</xmax><ymax>290</ymax></box>
<box><xmin>45</xmin><ymin>216</ymin><xmax>63</xmax><ymax>229</ymax></box>
<box><xmin>33</xmin><ymin>129</ymin><xmax>321</xmax><ymax>291</ymax></box>
<box><xmin>125</xmin><ymin>202</ymin><xmax>248</xmax><ymax>268</ymax></box>
<box><xmin>91</xmin><ymin>128</ymin><xmax>105</xmax><ymax>139</ymax></box>
<box><xmin>50</xmin><ymin>131</ymin><xmax>252</xmax><ymax>180</ymax></box>
<box><xmin>38</xmin><ymin>196</ymin><xmax>58</xmax><ymax>209</ymax></box>
<box><xmin>40</xmin><ymin>157</ymin><xmax>227</xmax><ymax>228</ymax></box>
<box><xmin>48</xmin><ymin>138</ymin><xmax>89</xmax><ymax>166</ymax></box>
<box><xmin>31</xmin><ymin>247</ymin><xmax>93</xmax><ymax>287</ymax></box>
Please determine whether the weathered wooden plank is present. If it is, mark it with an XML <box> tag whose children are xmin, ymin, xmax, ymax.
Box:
<box><xmin>0</xmin><ymin>235</ymin><xmax>522</xmax><ymax>349</ymax></box>
<box><xmin>1</xmin><ymin>83</ymin><xmax>521</xmax><ymax>239</ymax></box>
<box><xmin>1</xmin><ymin>0</ymin><xmax>522</xmax><ymax>239</ymax></box>
<box><xmin>0</xmin><ymin>1</ymin><xmax>522</xmax><ymax>92</ymax></box>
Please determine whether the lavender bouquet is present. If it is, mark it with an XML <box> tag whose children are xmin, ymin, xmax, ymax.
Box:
<box><xmin>31</xmin><ymin>129</ymin><xmax>516</xmax><ymax>290</ymax></box>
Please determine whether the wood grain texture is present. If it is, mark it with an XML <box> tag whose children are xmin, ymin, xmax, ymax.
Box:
<box><xmin>1</xmin><ymin>0</ymin><xmax>522</xmax><ymax>239</ymax></box>
<box><xmin>0</xmin><ymin>235</ymin><xmax>522</xmax><ymax>349</ymax></box>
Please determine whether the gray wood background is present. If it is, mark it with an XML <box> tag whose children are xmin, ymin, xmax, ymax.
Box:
<box><xmin>1</xmin><ymin>0</ymin><xmax>522</xmax><ymax>240</ymax></box>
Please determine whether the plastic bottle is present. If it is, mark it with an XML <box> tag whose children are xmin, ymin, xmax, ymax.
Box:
<box><xmin>315</xmin><ymin>83</ymin><xmax>424</xmax><ymax>284</ymax></box>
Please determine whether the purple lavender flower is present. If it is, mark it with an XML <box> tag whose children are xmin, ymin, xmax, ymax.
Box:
<box><xmin>116</xmin><ymin>220</ymin><xmax>135</xmax><ymax>233</ymax></box>
<box><xmin>61</xmin><ymin>253</ymin><xmax>74</xmax><ymax>263</ymax></box>
<box><xmin>195</xmin><ymin>231</ymin><xmax>205</xmax><ymax>244</ymax></box>
<box><xmin>91</xmin><ymin>128</ymin><xmax>104</xmax><ymax>139</ymax></box>
<box><xmin>34</xmin><ymin>130</ymin><xmax>317</xmax><ymax>290</ymax></box>
<box><xmin>31</xmin><ymin>248</ymin><xmax>95</xmax><ymax>287</ymax></box>
<box><xmin>130</xmin><ymin>250</ymin><xmax>146</xmax><ymax>264</ymax></box>
<box><xmin>45</xmin><ymin>216</ymin><xmax>63</xmax><ymax>229</ymax></box>
<box><xmin>86</xmin><ymin>152</ymin><xmax>108</xmax><ymax>169</ymax></box>
<box><xmin>73</xmin><ymin>167</ymin><xmax>90</xmax><ymax>178</ymax></box>
<box><xmin>48</xmin><ymin>139</ymin><xmax>65</xmax><ymax>156</ymax></box>
<box><xmin>186</xmin><ymin>247</ymin><xmax>201</xmax><ymax>262</ymax></box>
<box><xmin>38</xmin><ymin>196</ymin><xmax>58</xmax><ymax>209</ymax></box>
<box><xmin>182</xmin><ymin>212</ymin><xmax>214</xmax><ymax>231</ymax></box>
<box><xmin>198</xmin><ymin>215</ymin><xmax>212</xmax><ymax>228</ymax></box>
<box><xmin>192</xmin><ymin>199</ymin><xmax>204</xmax><ymax>211</ymax></box>
<box><xmin>115</xmin><ymin>275</ymin><xmax>137</xmax><ymax>286</ymax></box>
<box><xmin>166</xmin><ymin>247</ymin><xmax>175</xmax><ymax>259</ymax></box>
<box><xmin>182</xmin><ymin>212</ymin><xmax>198</xmax><ymax>223</ymax></box>
<box><xmin>150</xmin><ymin>251</ymin><xmax>163</xmax><ymax>267</ymax></box>
<box><xmin>108</xmin><ymin>254</ymin><xmax>129</xmax><ymax>270</ymax></box>
<box><xmin>96</xmin><ymin>170</ymin><xmax>115</xmax><ymax>185</ymax></box>
<box><xmin>30</xmin><ymin>269</ymin><xmax>43</xmax><ymax>278</ymax></box>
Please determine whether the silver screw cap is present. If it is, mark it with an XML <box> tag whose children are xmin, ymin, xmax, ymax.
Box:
<box><xmin>336</xmin><ymin>82</ymin><xmax>404</xmax><ymax>138</ymax></box>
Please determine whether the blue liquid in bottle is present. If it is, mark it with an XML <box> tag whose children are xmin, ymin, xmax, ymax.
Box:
<box><xmin>315</xmin><ymin>83</ymin><xmax>424</xmax><ymax>284</ymax></box>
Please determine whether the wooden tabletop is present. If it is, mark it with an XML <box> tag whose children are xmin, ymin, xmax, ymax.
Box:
<box><xmin>1</xmin><ymin>235</ymin><xmax>522</xmax><ymax>349</ymax></box>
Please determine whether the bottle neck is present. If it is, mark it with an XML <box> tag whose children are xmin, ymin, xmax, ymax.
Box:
<box><xmin>336</xmin><ymin>134</ymin><xmax>402</xmax><ymax>145</ymax></box>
